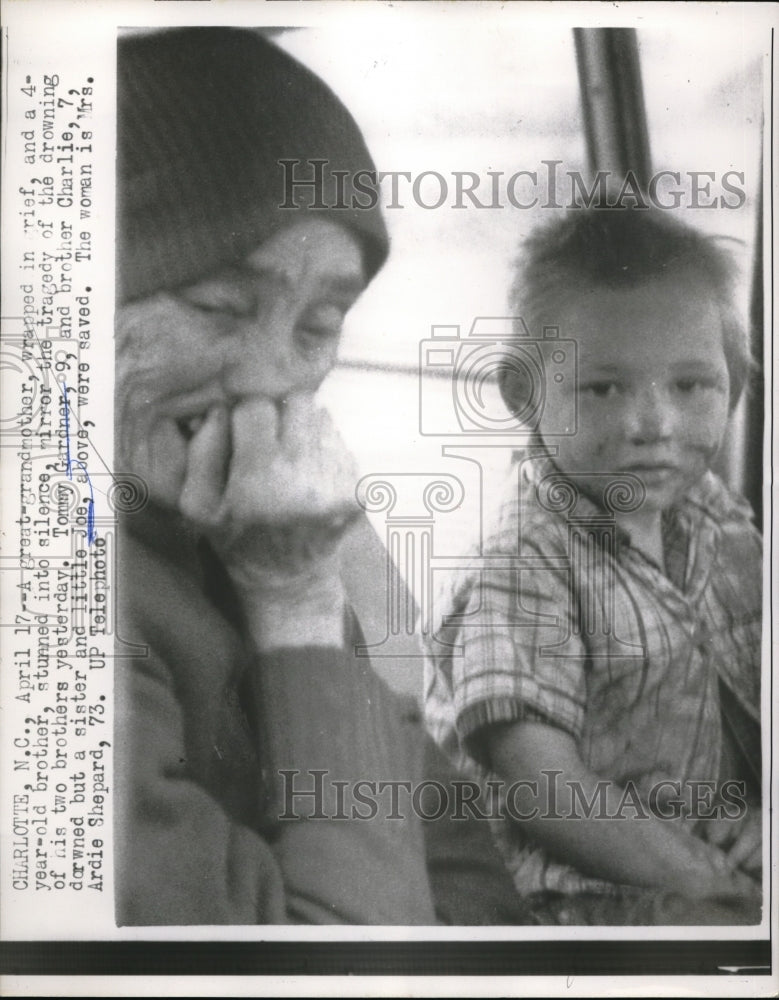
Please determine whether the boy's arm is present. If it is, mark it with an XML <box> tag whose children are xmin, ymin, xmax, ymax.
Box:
<box><xmin>487</xmin><ymin>719</ymin><xmax>760</xmax><ymax>900</ymax></box>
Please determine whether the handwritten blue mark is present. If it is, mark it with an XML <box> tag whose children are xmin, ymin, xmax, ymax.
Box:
<box><xmin>62</xmin><ymin>382</ymin><xmax>96</xmax><ymax>545</ymax></box>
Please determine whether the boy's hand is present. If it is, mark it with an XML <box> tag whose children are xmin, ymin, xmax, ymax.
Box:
<box><xmin>487</xmin><ymin>720</ymin><xmax>763</xmax><ymax>903</ymax></box>
<box><xmin>698</xmin><ymin>806</ymin><xmax>762</xmax><ymax>879</ymax></box>
<box><xmin>682</xmin><ymin>827</ymin><xmax>761</xmax><ymax>902</ymax></box>
<box><xmin>725</xmin><ymin>810</ymin><xmax>762</xmax><ymax>880</ymax></box>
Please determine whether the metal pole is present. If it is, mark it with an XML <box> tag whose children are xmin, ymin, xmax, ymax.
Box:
<box><xmin>573</xmin><ymin>28</ymin><xmax>652</xmax><ymax>187</ymax></box>
<box><xmin>744</xmin><ymin>175</ymin><xmax>764</xmax><ymax>524</ymax></box>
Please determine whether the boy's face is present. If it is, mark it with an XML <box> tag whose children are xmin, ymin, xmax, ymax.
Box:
<box><xmin>537</xmin><ymin>273</ymin><xmax>731</xmax><ymax>516</ymax></box>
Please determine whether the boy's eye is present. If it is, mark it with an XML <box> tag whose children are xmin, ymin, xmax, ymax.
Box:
<box><xmin>675</xmin><ymin>376</ymin><xmax>717</xmax><ymax>394</ymax></box>
<box><xmin>581</xmin><ymin>381</ymin><xmax>619</xmax><ymax>400</ymax></box>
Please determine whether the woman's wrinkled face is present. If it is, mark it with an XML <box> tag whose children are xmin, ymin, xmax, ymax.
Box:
<box><xmin>115</xmin><ymin>218</ymin><xmax>366</xmax><ymax>506</ymax></box>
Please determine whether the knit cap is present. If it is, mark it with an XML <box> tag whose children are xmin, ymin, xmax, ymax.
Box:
<box><xmin>117</xmin><ymin>27</ymin><xmax>389</xmax><ymax>303</ymax></box>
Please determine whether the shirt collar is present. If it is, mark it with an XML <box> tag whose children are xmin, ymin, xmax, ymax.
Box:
<box><xmin>514</xmin><ymin>451</ymin><xmax>749</xmax><ymax>554</ymax></box>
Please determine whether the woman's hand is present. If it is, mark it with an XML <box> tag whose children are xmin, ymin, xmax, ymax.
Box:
<box><xmin>178</xmin><ymin>395</ymin><xmax>358</xmax><ymax>572</ymax></box>
<box><xmin>116</xmin><ymin>293</ymin><xmax>361</xmax><ymax>650</ymax></box>
<box><xmin>178</xmin><ymin>395</ymin><xmax>360</xmax><ymax>649</ymax></box>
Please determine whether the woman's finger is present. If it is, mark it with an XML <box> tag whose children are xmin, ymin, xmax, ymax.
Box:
<box><xmin>125</xmin><ymin>417</ymin><xmax>187</xmax><ymax>510</ymax></box>
<box><xmin>180</xmin><ymin>404</ymin><xmax>230</xmax><ymax>523</ymax></box>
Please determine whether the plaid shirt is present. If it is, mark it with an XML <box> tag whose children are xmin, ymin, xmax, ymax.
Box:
<box><xmin>424</xmin><ymin>454</ymin><xmax>762</xmax><ymax>897</ymax></box>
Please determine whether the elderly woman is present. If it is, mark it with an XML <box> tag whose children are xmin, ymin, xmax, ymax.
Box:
<box><xmin>114</xmin><ymin>26</ymin><xmax>525</xmax><ymax>926</ymax></box>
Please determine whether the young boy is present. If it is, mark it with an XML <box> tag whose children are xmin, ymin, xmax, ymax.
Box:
<box><xmin>425</xmin><ymin>208</ymin><xmax>763</xmax><ymax>925</ymax></box>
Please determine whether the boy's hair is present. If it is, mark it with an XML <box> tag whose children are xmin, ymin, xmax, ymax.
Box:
<box><xmin>500</xmin><ymin>208</ymin><xmax>753</xmax><ymax>416</ymax></box>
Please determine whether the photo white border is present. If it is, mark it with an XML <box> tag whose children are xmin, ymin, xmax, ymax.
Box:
<box><xmin>1</xmin><ymin>0</ymin><xmax>776</xmax><ymax>995</ymax></box>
